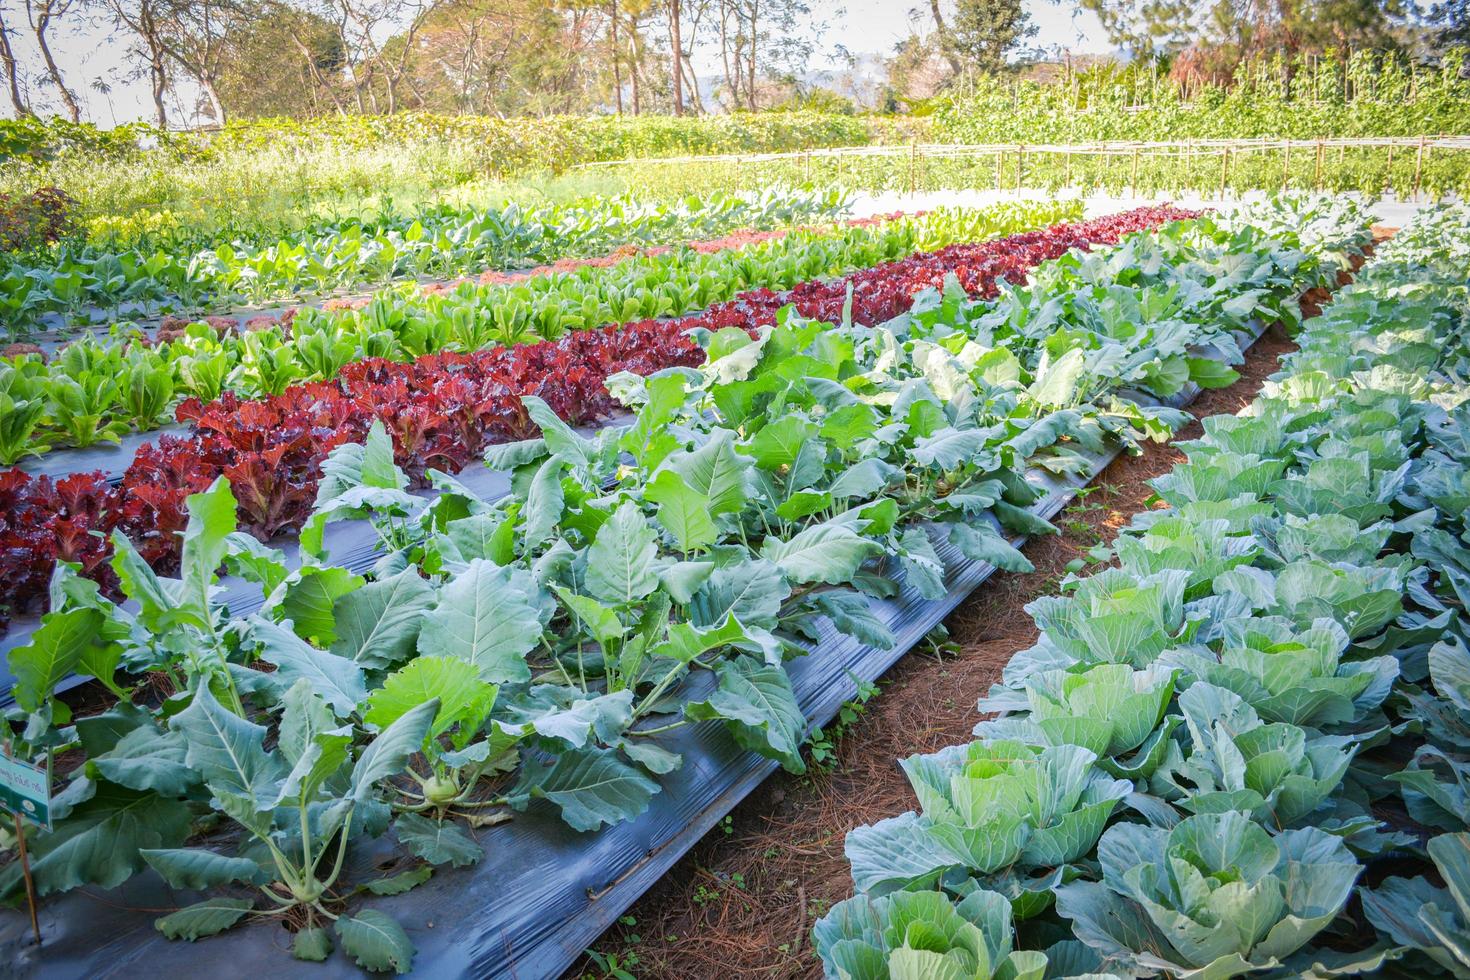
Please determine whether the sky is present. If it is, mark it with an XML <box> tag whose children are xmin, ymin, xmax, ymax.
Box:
<box><xmin>6</xmin><ymin>0</ymin><xmax>1114</xmax><ymax>127</ymax></box>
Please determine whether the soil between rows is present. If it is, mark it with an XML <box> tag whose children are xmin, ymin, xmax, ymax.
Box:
<box><xmin>571</xmin><ymin>301</ymin><xmax>1322</xmax><ymax>979</ymax></box>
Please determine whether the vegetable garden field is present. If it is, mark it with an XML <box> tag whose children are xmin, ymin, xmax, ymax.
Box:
<box><xmin>1</xmin><ymin>122</ymin><xmax>1469</xmax><ymax>980</ymax></box>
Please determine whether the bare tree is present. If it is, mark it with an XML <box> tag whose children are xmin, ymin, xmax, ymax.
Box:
<box><xmin>99</xmin><ymin>0</ymin><xmax>171</xmax><ymax>125</ymax></box>
<box><xmin>153</xmin><ymin>0</ymin><xmax>246</xmax><ymax>123</ymax></box>
<box><xmin>0</xmin><ymin>0</ymin><xmax>31</xmax><ymax>116</ymax></box>
<box><xmin>927</xmin><ymin>0</ymin><xmax>963</xmax><ymax>74</ymax></box>
<box><xmin>608</xmin><ymin>0</ymin><xmax>621</xmax><ymax>112</ymax></box>
<box><xmin>24</xmin><ymin>0</ymin><xmax>81</xmax><ymax>120</ymax></box>
<box><xmin>309</xmin><ymin>0</ymin><xmax>443</xmax><ymax>113</ymax></box>
<box><xmin>668</xmin><ymin>0</ymin><xmax>681</xmax><ymax>114</ymax></box>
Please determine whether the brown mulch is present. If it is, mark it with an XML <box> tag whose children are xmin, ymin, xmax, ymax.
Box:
<box><xmin>570</xmin><ymin>317</ymin><xmax>1313</xmax><ymax>979</ymax></box>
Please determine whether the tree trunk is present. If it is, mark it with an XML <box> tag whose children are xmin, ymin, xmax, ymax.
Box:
<box><xmin>33</xmin><ymin>9</ymin><xmax>80</xmax><ymax>122</ymax></box>
<box><xmin>746</xmin><ymin>0</ymin><xmax>757</xmax><ymax>109</ymax></box>
<box><xmin>0</xmin><ymin>6</ymin><xmax>30</xmax><ymax>117</ymax></box>
<box><xmin>201</xmin><ymin>74</ymin><xmax>225</xmax><ymax>124</ymax></box>
<box><xmin>631</xmin><ymin>36</ymin><xmax>641</xmax><ymax>113</ymax></box>
<box><xmin>669</xmin><ymin>0</ymin><xmax>683</xmax><ymax>116</ymax></box>
<box><xmin>149</xmin><ymin>40</ymin><xmax>168</xmax><ymax>127</ymax></box>
<box><xmin>289</xmin><ymin>27</ymin><xmax>346</xmax><ymax>115</ymax></box>
<box><xmin>609</xmin><ymin>0</ymin><xmax>622</xmax><ymax>113</ymax></box>
<box><xmin>928</xmin><ymin>0</ymin><xmax>962</xmax><ymax>75</ymax></box>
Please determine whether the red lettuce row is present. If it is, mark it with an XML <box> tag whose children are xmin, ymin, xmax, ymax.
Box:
<box><xmin>0</xmin><ymin>206</ymin><xmax>1194</xmax><ymax>628</ymax></box>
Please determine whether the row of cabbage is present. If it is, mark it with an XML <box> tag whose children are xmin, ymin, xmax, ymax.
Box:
<box><xmin>0</xmin><ymin>201</ymin><xmax>1077</xmax><ymax>464</ymax></box>
<box><xmin>813</xmin><ymin>203</ymin><xmax>1470</xmax><ymax>979</ymax></box>
<box><xmin>0</xmin><ymin>189</ymin><xmax>850</xmax><ymax>333</ymax></box>
<box><xmin>0</xmin><ymin>197</ymin><xmax>1363</xmax><ymax>973</ymax></box>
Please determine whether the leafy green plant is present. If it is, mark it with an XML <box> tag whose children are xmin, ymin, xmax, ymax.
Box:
<box><xmin>1055</xmin><ymin>811</ymin><xmax>1362</xmax><ymax>978</ymax></box>
<box><xmin>813</xmin><ymin>887</ymin><xmax>1048</xmax><ymax>980</ymax></box>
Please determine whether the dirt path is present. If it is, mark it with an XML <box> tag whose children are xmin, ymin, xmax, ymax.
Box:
<box><xmin>572</xmin><ymin>321</ymin><xmax>1304</xmax><ymax>980</ymax></box>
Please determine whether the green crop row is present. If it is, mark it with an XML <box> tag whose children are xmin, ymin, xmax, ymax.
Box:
<box><xmin>0</xmin><ymin>188</ymin><xmax>848</xmax><ymax>336</ymax></box>
<box><xmin>0</xmin><ymin>201</ymin><xmax>1076</xmax><ymax>463</ymax></box>
<box><xmin>0</xmin><ymin>197</ymin><xmax>1361</xmax><ymax>973</ymax></box>
<box><xmin>815</xmin><ymin>201</ymin><xmax>1470</xmax><ymax>980</ymax></box>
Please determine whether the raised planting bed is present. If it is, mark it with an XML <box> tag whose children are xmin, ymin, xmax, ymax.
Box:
<box><xmin>0</xmin><ymin>205</ymin><xmax>1176</xmax><ymax>640</ymax></box>
<box><xmin>0</xmin><ymin>197</ymin><xmax>1373</xmax><ymax>979</ymax></box>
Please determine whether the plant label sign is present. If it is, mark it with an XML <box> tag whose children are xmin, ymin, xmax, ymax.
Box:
<box><xmin>0</xmin><ymin>755</ymin><xmax>51</xmax><ymax>830</ymax></box>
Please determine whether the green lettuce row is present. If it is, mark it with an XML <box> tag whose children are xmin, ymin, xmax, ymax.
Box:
<box><xmin>0</xmin><ymin>188</ymin><xmax>850</xmax><ymax>335</ymax></box>
<box><xmin>819</xmin><ymin>202</ymin><xmax>1470</xmax><ymax>980</ymax></box>
<box><xmin>0</xmin><ymin>200</ymin><xmax>1078</xmax><ymax>463</ymax></box>
<box><xmin>0</xmin><ymin>198</ymin><xmax>1356</xmax><ymax>971</ymax></box>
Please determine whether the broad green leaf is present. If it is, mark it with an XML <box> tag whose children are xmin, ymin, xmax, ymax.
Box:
<box><xmin>517</xmin><ymin>746</ymin><xmax>659</xmax><ymax>832</ymax></box>
<box><xmin>360</xmin><ymin>419</ymin><xmax>405</xmax><ymax>488</ymax></box>
<box><xmin>330</xmin><ymin>568</ymin><xmax>436</xmax><ymax>670</ymax></box>
<box><xmin>584</xmin><ymin>501</ymin><xmax>660</xmax><ymax>605</ymax></box>
<box><xmin>524</xmin><ymin>395</ymin><xmax>593</xmax><ymax>469</ymax></box>
<box><xmin>9</xmin><ymin>607</ymin><xmax>110</xmax><ymax>712</ymax></box>
<box><xmin>140</xmin><ymin>848</ymin><xmax>264</xmax><ymax>889</ymax></box>
<box><xmin>686</xmin><ymin>656</ymin><xmax>806</xmax><ymax>773</ymax></box>
<box><xmin>1187</xmin><ymin>357</ymin><xmax>1242</xmax><ymax>390</ymax></box>
<box><xmin>155</xmin><ymin>897</ymin><xmax>254</xmax><ymax>941</ymax></box>
<box><xmin>277</xmin><ymin>679</ymin><xmax>338</xmax><ymax>766</ymax></box>
<box><xmin>522</xmin><ymin>455</ymin><xmax>566</xmax><ymax>548</ymax></box>
<box><xmin>690</xmin><ymin>559</ymin><xmax>788</xmax><ymax>629</ymax></box>
<box><xmin>275</xmin><ymin>728</ymin><xmax>352</xmax><ymax>807</ymax></box>
<box><xmin>393</xmin><ymin>812</ymin><xmax>483</xmax><ymax>867</ymax></box>
<box><xmin>911</xmin><ymin>427</ymin><xmax>987</xmax><ymax>469</ymax></box>
<box><xmin>761</xmin><ymin>522</ymin><xmax>881</xmax><ymax>585</ymax></box>
<box><xmin>664</xmin><ymin>429</ymin><xmax>750</xmax><ymax>516</ymax></box>
<box><xmin>655</xmin><ymin>560</ymin><xmax>715</xmax><ymax>604</ymax></box>
<box><xmin>810</xmin><ymin>591</ymin><xmax>897</xmax><ymax>649</ymax></box>
<box><xmin>172</xmin><ymin>683</ymin><xmax>285</xmax><ymax>806</ymax></box>
<box><xmin>293</xmin><ymin>926</ymin><xmax>334</xmax><ymax>962</ymax></box>
<box><xmin>828</xmin><ymin>458</ymin><xmax>901</xmax><ymax>499</ymax></box>
<box><xmin>776</xmin><ymin>489</ymin><xmax>834</xmax><ymax>522</ymax></box>
<box><xmin>418</xmin><ymin>560</ymin><xmax>541</xmax><ymax>683</ymax></box>
<box><xmin>485</xmin><ymin>438</ymin><xmax>548</xmax><ymax>471</ymax></box>
<box><xmin>361</xmin><ymin>865</ymin><xmax>434</xmax><ymax>895</ymax></box>
<box><xmin>336</xmin><ymin>910</ymin><xmax>416</xmax><ymax>975</ymax></box>
<box><xmin>90</xmin><ymin>725</ymin><xmax>200</xmax><ymax>796</ymax></box>
<box><xmin>652</xmin><ymin>612</ymin><xmax>750</xmax><ymax>664</ymax></box>
<box><xmin>1</xmin><ymin>778</ymin><xmax>191</xmax><ymax>898</ymax></box>
<box><xmin>348</xmin><ymin>698</ymin><xmax>440</xmax><ymax>803</ymax></box>
<box><xmin>950</xmin><ymin>522</ymin><xmax>1035</xmax><ymax>573</ymax></box>
<box><xmin>645</xmin><ymin>470</ymin><xmax>718</xmax><ymax>553</ymax></box>
<box><xmin>248</xmin><ymin>616</ymin><xmax>366</xmax><ymax>717</ymax></box>
<box><xmin>553</xmin><ymin>586</ymin><xmax>627</xmax><ymax>651</ymax></box>
<box><xmin>443</xmin><ymin>514</ymin><xmax>514</xmax><ymax>564</ymax></box>
<box><xmin>364</xmin><ymin>656</ymin><xmax>496</xmax><ymax>743</ymax></box>
<box><xmin>276</xmin><ymin>565</ymin><xmax>364</xmax><ymax>646</ymax></box>
<box><xmin>747</xmin><ymin>416</ymin><xmax>818</xmax><ymax>468</ymax></box>
<box><xmin>181</xmin><ymin>477</ymin><xmax>238</xmax><ymax>617</ymax></box>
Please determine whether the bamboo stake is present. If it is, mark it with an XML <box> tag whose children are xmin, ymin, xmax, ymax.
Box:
<box><xmin>1220</xmin><ymin>146</ymin><xmax>1230</xmax><ymax>198</ymax></box>
<box><xmin>1131</xmin><ymin>147</ymin><xmax>1140</xmax><ymax>197</ymax></box>
<box><xmin>3</xmin><ymin>741</ymin><xmax>41</xmax><ymax>945</ymax></box>
<box><xmin>1282</xmin><ymin>139</ymin><xmax>1291</xmax><ymax>191</ymax></box>
<box><xmin>1414</xmin><ymin>136</ymin><xmax>1426</xmax><ymax>201</ymax></box>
